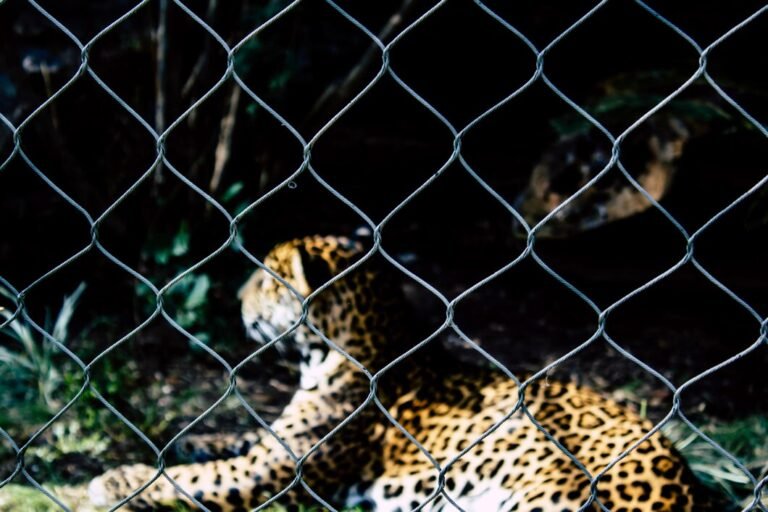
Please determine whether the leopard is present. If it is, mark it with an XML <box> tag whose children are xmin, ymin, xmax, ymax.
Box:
<box><xmin>88</xmin><ymin>235</ymin><xmax>713</xmax><ymax>511</ymax></box>
<box><xmin>513</xmin><ymin>77</ymin><xmax>739</xmax><ymax>238</ymax></box>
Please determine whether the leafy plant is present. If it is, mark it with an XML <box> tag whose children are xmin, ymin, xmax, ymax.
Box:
<box><xmin>664</xmin><ymin>417</ymin><xmax>768</xmax><ymax>509</ymax></box>
<box><xmin>137</xmin><ymin>221</ymin><xmax>212</xmax><ymax>344</ymax></box>
<box><xmin>0</xmin><ymin>283</ymin><xmax>86</xmax><ymax>416</ymax></box>
<box><xmin>27</xmin><ymin>421</ymin><xmax>109</xmax><ymax>462</ymax></box>
<box><xmin>0</xmin><ymin>484</ymin><xmax>73</xmax><ymax>512</ymax></box>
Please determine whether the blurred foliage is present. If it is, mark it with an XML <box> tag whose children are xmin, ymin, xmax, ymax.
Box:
<box><xmin>137</xmin><ymin>220</ymin><xmax>213</xmax><ymax>344</ymax></box>
<box><xmin>0</xmin><ymin>485</ymin><xmax>74</xmax><ymax>512</ymax></box>
<box><xmin>234</xmin><ymin>1</ymin><xmax>297</xmax><ymax>79</ymax></box>
<box><xmin>0</xmin><ymin>283</ymin><xmax>139</xmax><ymax>428</ymax></box>
<box><xmin>664</xmin><ymin>417</ymin><xmax>768</xmax><ymax>509</ymax></box>
<box><xmin>0</xmin><ymin>283</ymin><xmax>86</xmax><ymax>422</ymax></box>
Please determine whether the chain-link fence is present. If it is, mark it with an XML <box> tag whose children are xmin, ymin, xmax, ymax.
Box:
<box><xmin>1</xmin><ymin>0</ymin><xmax>767</xmax><ymax>511</ymax></box>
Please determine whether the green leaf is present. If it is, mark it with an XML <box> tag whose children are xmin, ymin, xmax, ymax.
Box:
<box><xmin>221</xmin><ymin>181</ymin><xmax>244</xmax><ymax>203</ymax></box>
<box><xmin>153</xmin><ymin>247</ymin><xmax>171</xmax><ymax>265</ymax></box>
<box><xmin>171</xmin><ymin>221</ymin><xmax>191</xmax><ymax>257</ymax></box>
<box><xmin>52</xmin><ymin>283</ymin><xmax>86</xmax><ymax>343</ymax></box>
<box><xmin>183</xmin><ymin>274</ymin><xmax>210</xmax><ymax>310</ymax></box>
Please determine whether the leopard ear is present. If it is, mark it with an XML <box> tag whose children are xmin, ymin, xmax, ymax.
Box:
<box><xmin>295</xmin><ymin>245</ymin><xmax>334</xmax><ymax>294</ymax></box>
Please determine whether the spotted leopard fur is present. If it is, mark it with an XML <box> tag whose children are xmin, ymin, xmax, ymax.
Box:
<box><xmin>515</xmin><ymin>115</ymin><xmax>692</xmax><ymax>238</ymax></box>
<box><xmin>89</xmin><ymin>235</ymin><xmax>711</xmax><ymax>511</ymax></box>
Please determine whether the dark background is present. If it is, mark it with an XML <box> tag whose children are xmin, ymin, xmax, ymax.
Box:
<box><xmin>0</xmin><ymin>0</ymin><xmax>766</xmax><ymax>501</ymax></box>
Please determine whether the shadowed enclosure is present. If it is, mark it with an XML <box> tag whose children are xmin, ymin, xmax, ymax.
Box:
<box><xmin>0</xmin><ymin>0</ymin><xmax>767</xmax><ymax>511</ymax></box>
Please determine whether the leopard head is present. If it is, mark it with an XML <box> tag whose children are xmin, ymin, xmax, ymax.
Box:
<box><xmin>239</xmin><ymin>235</ymin><xmax>377</xmax><ymax>389</ymax></box>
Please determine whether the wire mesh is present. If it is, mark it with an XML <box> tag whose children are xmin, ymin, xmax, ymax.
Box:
<box><xmin>0</xmin><ymin>0</ymin><xmax>766</xmax><ymax>511</ymax></box>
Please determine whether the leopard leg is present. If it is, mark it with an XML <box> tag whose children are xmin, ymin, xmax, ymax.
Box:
<box><xmin>175</xmin><ymin>431</ymin><xmax>263</xmax><ymax>462</ymax></box>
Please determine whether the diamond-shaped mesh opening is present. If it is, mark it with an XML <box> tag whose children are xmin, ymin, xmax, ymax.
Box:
<box><xmin>705</xmin><ymin>16</ymin><xmax>768</xmax><ymax>128</ymax></box>
<box><xmin>311</xmin><ymin>77</ymin><xmax>454</xmax><ymax>221</ymax></box>
<box><xmin>96</xmin><ymin>173</ymin><xmax>231</xmax><ymax>277</ymax></box>
<box><xmin>694</xmin><ymin>179</ymin><xmax>768</xmax><ymax>313</ymax></box>
<box><xmin>384</xmin><ymin>162</ymin><xmax>524</xmax><ymax>294</ymax></box>
<box><xmin>451</xmin><ymin>258</ymin><xmax>598</xmax><ymax>368</ymax></box>
<box><xmin>531</xmin><ymin>204</ymin><xmax>688</xmax><ymax>304</ymax></box>
<box><xmin>543</xmin><ymin>1</ymin><xmax>701</xmax><ymax>116</ymax></box>
<box><xmin>18</xmin><ymin>78</ymin><xmax>158</xmax><ymax>215</ymax></box>
<box><xmin>237</xmin><ymin>171</ymin><xmax>375</xmax><ymax>255</ymax></box>
<box><xmin>0</xmin><ymin>158</ymin><xmax>91</xmax><ymax>288</ymax></box>
<box><xmin>0</xmin><ymin>1</ymin><xmax>766</xmax><ymax>511</ymax></box>
<box><xmin>388</xmin><ymin>0</ymin><xmax>537</xmax><ymax>127</ymax></box>
<box><xmin>163</xmin><ymin>79</ymin><xmax>306</xmax><ymax>209</ymax></box>
<box><xmin>232</xmin><ymin>0</ymin><xmax>379</xmax><ymax>137</ymax></box>
<box><xmin>87</xmin><ymin>1</ymin><xmax>230</xmax><ymax>128</ymax></box>
<box><xmin>606</xmin><ymin>264</ymin><xmax>762</xmax><ymax>375</ymax></box>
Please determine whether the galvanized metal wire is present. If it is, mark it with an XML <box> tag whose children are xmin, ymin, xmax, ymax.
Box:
<box><xmin>0</xmin><ymin>0</ymin><xmax>766</xmax><ymax>511</ymax></box>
